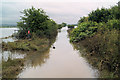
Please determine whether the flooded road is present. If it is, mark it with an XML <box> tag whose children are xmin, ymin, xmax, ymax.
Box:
<box><xmin>18</xmin><ymin>27</ymin><xmax>98</xmax><ymax>78</ymax></box>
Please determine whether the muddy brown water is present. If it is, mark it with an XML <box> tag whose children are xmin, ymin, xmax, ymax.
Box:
<box><xmin>0</xmin><ymin>27</ymin><xmax>98</xmax><ymax>78</ymax></box>
<box><xmin>18</xmin><ymin>27</ymin><xmax>98</xmax><ymax>78</ymax></box>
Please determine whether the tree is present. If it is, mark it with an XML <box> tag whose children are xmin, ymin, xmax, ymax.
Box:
<box><xmin>78</xmin><ymin>17</ymin><xmax>88</xmax><ymax>24</ymax></box>
<box><xmin>17</xmin><ymin>6</ymin><xmax>57</xmax><ymax>39</ymax></box>
<box><xmin>18</xmin><ymin>6</ymin><xmax>49</xmax><ymax>32</ymax></box>
<box><xmin>57</xmin><ymin>22</ymin><xmax>67</xmax><ymax>29</ymax></box>
<box><xmin>62</xmin><ymin>22</ymin><xmax>67</xmax><ymax>27</ymax></box>
<box><xmin>88</xmin><ymin>8</ymin><xmax>111</xmax><ymax>23</ymax></box>
<box><xmin>110</xmin><ymin>5</ymin><xmax>120</xmax><ymax>20</ymax></box>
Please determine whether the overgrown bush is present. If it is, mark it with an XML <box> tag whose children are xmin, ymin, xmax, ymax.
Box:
<box><xmin>70</xmin><ymin>21</ymin><xmax>98</xmax><ymax>42</ymax></box>
<box><xmin>106</xmin><ymin>19</ymin><xmax>120</xmax><ymax>29</ymax></box>
<box><xmin>75</xmin><ymin>29</ymin><xmax>120</xmax><ymax>78</ymax></box>
<box><xmin>57</xmin><ymin>22</ymin><xmax>67</xmax><ymax>29</ymax></box>
<box><xmin>110</xmin><ymin>6</ymin><xmax>120</xmax><ymax>20</ymax></box>
<box><xmin>78</xmin><ymin>17</ymin><xmax>88</xmax><ymax>24</ymax></box>
<box><xmin>69</xmin><ymin>2</ymin><xmax>120</xmax><ymax>78</ymax></box>
<box><xmin>68</xmin><ymin>25</ymin><xmax>75</xmax><ymax>28</ymax></box>
<box><xmin>88</xmin><ymin>8</ymin><xmax>112</xmax><ymax>23</ymax></box>
<box><xmin>17</xmin><ymin>6</ymin><xmax>58</xmax><ymax>39</ymax></box>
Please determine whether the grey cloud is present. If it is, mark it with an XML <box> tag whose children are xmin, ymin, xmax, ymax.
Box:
<box><xmin>1</xmin><ymin>1</ymin><xmax>118</xmax><ymax>25</ymax></box>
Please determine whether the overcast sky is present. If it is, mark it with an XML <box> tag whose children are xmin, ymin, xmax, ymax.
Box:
<box><xmin>0</xmin><ymin>0</ymin><xmax>119</xmax><ymax>25</ymax></box>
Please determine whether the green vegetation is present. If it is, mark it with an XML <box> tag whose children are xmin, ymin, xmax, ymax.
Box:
<box><xmin>1</xmin><ymin>7</ymin><xmax>58</xmax><ymax>78</ymax></box>
<box><xmin>88</xmin><ymin>8</ymin><xmax>112</xmax><ymax>23</ymax></box>
<box><xmin>69</xmin><ymin>2</ymin><xmax>120</xmax><ymax>78</ymax></box>
<box><xmin>78</xmin><ymin>17</ymin><xmax>88</xmax><ymax>24</ymax></box>
<box><xmin>70</xmin><ymin>21</ymin><xmax>98</xmax><ymax>42</ymax></box>
<box><xmin>2</xmin><ymin>7</ymin><xmax>58</xmax><ymax>51</ymax></box>
<box><xmin>2</xmin><ymin>38</ymin><xmax>51</xmax><ymax>51</ymax></box>
<box><xmin>1</xmin><ymin>37</ymin><xmax>55</xmax><ymax>78</ymax></box>
<box><xmin>2</xmin><ymin>58</ymin><xmax>24</xmax><ymax>78</ymax></box>
<box><xmin>16</xmin><ymin>6</ymin><xmax>58</xmax><ymax>39</ymax></box>
<box><xmin>68</xmin><ymin>25</ymin><xmax>75</xmax><ymax>28</ymax></box>
<box><xmin>57</xmin><ymin>22</ymin><xmax>67</xmax><ymax>29</ymax></box>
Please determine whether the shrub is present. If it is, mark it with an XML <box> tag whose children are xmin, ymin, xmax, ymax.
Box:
<box><xmin>17</xmin><ymin>6</ymin><xmax>57</xmax><ymax>39</ymax></box>
<box><xmin>110</xmin><ymin>6</ymin><xmax>120</xmax><ymax>20</ymax></box>
<box><xmin>78</xmin><ymin>17</ymin><xmax>88</xmax><ymax>24</ymax></box>
<box><xmin>70</xmin><ymin>22</ymin><xmax>98</xmax><ymax>42</ymax></box>
<box><xmin>88</xmin><ymin>8</ymin><xmax>112</xmax><ymax>23</ymax></box>
<box><xmin>68</xmin><ymin>25</ymin><xmax>75</xmax><ymax>28</ymax></box>
<box><xmin>76</xmin><ymin>29</ymin><xmax>120</xmax><ymax>78</ymax></box>
<box><xmin>106</xmin><ymin>19</ymin><xmax>120</xmax><ymax>29</ymax></box>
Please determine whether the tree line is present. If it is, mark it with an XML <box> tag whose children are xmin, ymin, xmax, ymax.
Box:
<box><xmin>69</xmin><ymin>2</ymin><xmax>120</xmax><ymax>78</ymax></box>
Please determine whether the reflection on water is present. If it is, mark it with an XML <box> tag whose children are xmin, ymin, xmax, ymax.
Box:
<box><xmin>0</xmin><ymin>28</ymin><xmax>98</xmax><ymax>78</ymax></box>
<box><xmin>2</xmin><ymin>38</ymin><xmax>17</xmax><ymax>43</ymax></box>
<box><xmin>18</xmin><ymin>47</ymin><xmax>51</xmax><ymax>78</ymax></box>
<box><xmin>0</xmin><ymin>28</ymin><xmax>19</xmax><ymax>65</ymax></box>
<box><xmin>0</xmin><ymin>28</ymin><xmax>20</xmax><ymax>78</ymax></box>
<box><xmin>2</xmin><ymin>51</ymin><xmax>26</xmax><ymax>61</ymax></box>
<box><xmin>24</xmin><ymin>50</ymin><xmax>50</xmax><ymax>68</ymax></box>
<box><xmin>19</xmin><ymin>27</ymin><xmax>98</xmax><ymax>78</ymax></box>
<box><xmin>0</xmin><ymin>28</ymin><xmax>19</xmax><ymax>78</ymax></box>
<box><xmin>0</xmin><ymin>27</ymin><xmax>25</xmax><ymax>62</ymax></box>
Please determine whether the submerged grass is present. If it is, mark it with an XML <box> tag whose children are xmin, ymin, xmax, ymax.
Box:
<box><xmin>1</xmin><ymin>37</ymin><xmax>51</xmax><ymax>52</ymax></box>
<box><xmin>1</xmin><ymin>35</ymin><xmax>56</xmax><ymax>78</ymax></box>
<box><xmin>1</xmin><ymin>38</ymin><xmax>55</xmax><ymax>78</ymax></box>
<box><xmin>1</xmin><ymin>34</ymin><xmax>57</xmax><ymax>78</ymax></box>
<box><xmin>2</xmin><ymin>58</ymin><xmax>24</xmax><ymax>78</ymax></box>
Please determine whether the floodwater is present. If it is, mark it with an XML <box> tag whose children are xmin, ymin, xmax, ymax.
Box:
<box><xmin>18</xmin><ymin>27</ymin><xmax>98</xmax><ymax>78</ymax></box>
<box><xmin>0</xmin><ymin>28</ymin><xmax>20</xmax><ymax>61</ymax></box>
<box><xmin>0</xmin><ymin>28</ymin><xmax>19</xmax><ymax>78</ymax></box>
<box><xmin>0</xmin><ymin>28</ymin><xmax>18</xmax><ymax>38</ymax></box>
<box><xmin>0</xmin><ymin>27</ymin><xmax>98</xmax><ymax>78</ymax></box>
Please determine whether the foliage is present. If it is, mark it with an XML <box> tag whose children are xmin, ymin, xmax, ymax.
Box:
<box><xmin>73</xmin><ymin>29</ymin><xmax>120</xmax><ymax>78</ymax></box>
<box><xmin>106</xmin><ymin>19</ymin><xmax>120</xmax><ymax>29</ymax></box>
<box><xmin>62</xmin><ymin>22</ymin><xmax>67</xmax><ymax>27</ymax></box>
<box><xmin>2</xmin><ymin>38</ymin><xmax>50</xmax><ymax>51</ymax></box>
<box><xmin>17</xmin><ymin>6</ymin><xmax>57</xmax><ymax>39</ymax></box>
<box><xmin>2</xmin><ymin>58</ymin><xmax>24</xmax><ymax>78</ymax></box>
<box><xmin>88</xmin><ymin>4</ymin><xmax>120</xmax><ymax>23</ymax></box>
<box><xmin>70</xmin><ymin>2</ymin><xmax>120</xmax><ymax>43</ymax></box>
<box><xmin>57</xmin><ymin>22</ymin><xmax>67</xmax><ymax>29</ymax></box>
<box><xmin>110</xmin><ymin>6</ymin><xmax>120</xmax><ymax>20</ymax></box>
<box><xmin>78</xmin><ymin>17</ymin><xmax>88</xmax><ymax>24</ymax></box>
<box><xmin>68</xmin><ymin>25</ymin><xmax>75</xmax><ymax>28</ymax></box>
<box><xmin>69</xmin><ymin>2</ymin><xmax>120</xmax><ymax>78</ymax></box>
<box><xmin>70</xmin><ymin>21</ymin><xmax>98</xmax><ymax>42</ymax></box>
<box><xmin>88</xmin><ymin>8</ymin><xmax>112</xmax><ymax>23</ymax></box>
<box><xmin>57</xmin><ymin>24</ymin><xmax>63</xmax><ymax>29</ymax></box>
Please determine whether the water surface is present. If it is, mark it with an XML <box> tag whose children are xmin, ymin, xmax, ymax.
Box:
<box><xmin>0</xmin><ymin>28</ymin><xmax>21</xmax><ymax>65</ymax></box>
<box><xmin>18</xmin><ymin>27</ymin><xmax>98</xmax><ymax>78</ymax></box>
<box><xmin>0</xmin><ymin>28</ymin><xmax>19</xmax><ymax>78</ymax></box>
<box><xmin>0</xmin><ymin>28</ymin><xmax>18</xmax><ymax>43</ymax></box>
